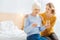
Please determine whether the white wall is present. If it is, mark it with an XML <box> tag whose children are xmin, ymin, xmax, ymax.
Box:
<box><xmin>0</xmin><ymin>0</ymin><xmax>34</xmax><ymax>13</ymax></box>
<box><xmin>0</xmin><ymin>0</ymin><xmax>50</xmax><ymax>13</ymax></box>
<box><xmin>50</xmin><ymin>0</ymin><xmax>60</xmax><ymax>39</ymax></box>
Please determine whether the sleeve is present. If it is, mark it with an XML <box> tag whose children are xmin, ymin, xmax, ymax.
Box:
<box><xmin>50</xmin><ymin>17</ymin><xmax>56</xmax><ymax>27</ymax></box>
<box><xmin>24</xmin><ymin>17</ymin><xmax>34</xmax><ymax>33</ymax></box>
<box><xmin>38</xmin><ymin>16</ymin><xmax>46</xmax><ymax>32</ymax></box>
<box><xmin>39</xmin><ymin>13</ymin><xmax>46</xmax><ymax>25</ymax></box>
<box><xmin>39</xmin><ymin>26</ymin><xmax>46</xmax><ymax>32</ymax></box>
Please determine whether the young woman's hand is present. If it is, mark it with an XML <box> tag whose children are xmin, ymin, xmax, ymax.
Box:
<box><xmin>45</xmin><ymin>26</ymin><xmax>50</xmax><ymax>28</ymax></box>
<box><xmin>45</xmin><ymin>20</ymin><xmax>51</xmax><ymax>28</ymax></box>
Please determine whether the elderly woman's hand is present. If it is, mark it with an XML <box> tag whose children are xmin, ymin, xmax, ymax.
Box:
<box><xmin>32</xmin><ymin>23</ymin><xmax>37</xmax><ymax>27</ymax></box>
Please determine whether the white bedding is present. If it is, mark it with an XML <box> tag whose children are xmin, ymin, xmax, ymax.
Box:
<box><xmin>0</xmin><ymin>21</ymin><xmax>27</xmax><ymax>40</ymax></box>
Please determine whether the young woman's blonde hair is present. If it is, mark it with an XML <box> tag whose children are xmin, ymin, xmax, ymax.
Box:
<box><xmin>46</xmin><ymin>3</ymin><xmax>55</xmax><ymax>15</ymax></box>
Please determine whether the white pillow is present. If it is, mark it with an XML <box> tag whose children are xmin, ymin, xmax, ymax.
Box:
<box><xmin>0</xmin><ymin>21</ymin><xmax>27</xmax><ymax>38</ymax></box>
<box><xmin>0</xmin><ymin>21</ymin><xmax>15</xmax><ymax>31</ymax></box>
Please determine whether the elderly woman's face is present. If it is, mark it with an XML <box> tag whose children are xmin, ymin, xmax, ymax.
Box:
<box><xmin>33</xmin><ymin>8</ymin><xmax>40</xmax><ymax>14</ymax></box>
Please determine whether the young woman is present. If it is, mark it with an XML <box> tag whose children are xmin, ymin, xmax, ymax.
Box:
<box><xmin>40</xmin><ymin>3</ymin><xmax>58</xmax><ymax>40</ymax></box>
<box><xmin>24</xmin><ymin>3</ymin><xmax>49</xmax><ymax>40</ymax></box>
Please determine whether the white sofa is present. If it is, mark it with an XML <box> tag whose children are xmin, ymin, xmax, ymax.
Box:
<box><xmin>0</xmin><ymin>13</ymin><xmax>27</xmax><ymax>40</ymax></box>
<box><xmin>0</xmin><ymin>21</ymin><xmax>27</xmax><ymax>40</ymax></box>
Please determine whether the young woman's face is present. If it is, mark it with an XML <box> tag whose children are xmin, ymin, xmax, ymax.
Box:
<box><xmin>46</xmin><ymin>5</ymin><xmax>53</xmax><ymax>17</ymax></box>
<box><xmin>33</xmin><ymin>9</ymin><xmax>40</xmax><ymax>14</ymax></box>
<box><xmin>46</xmin><ymin>5</ymin><xmax>51</xmax><ymax>13</ymax></box>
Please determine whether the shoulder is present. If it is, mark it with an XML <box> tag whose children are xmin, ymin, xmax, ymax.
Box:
<box><xmin>39</xmin><ymin>12</ymin><xmax>46</xmax><ymax>17</ymax></box>
<box><xmin>24</xmin><ymin>14</ymin><xmax>31</xmax><ymax>19</ymax></box>
<box><xmin>25</xmin><ymin>14</ymin><xmax>30</xmax><ymax>18</ymax></box>
<box><xmin>25</xmin><ymin>14</ymin><xmax>29</xmax><ymax>18</ymax></box>
<box><xmin>53</xmin><ymin>16</ymin><xmax>56</xmax><ymax>18</ymax></box>
<box><xmin>38</xmin><ymin>15</ymin><xmax>43</xmax><ymax>21</ymax></box>
<box><xmin>52</xmin><ymin>15</ymin><xmax>56</xmax><ymax>20</ymax></box>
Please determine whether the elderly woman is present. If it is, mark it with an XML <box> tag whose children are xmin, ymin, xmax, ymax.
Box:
<box><xmin>24</xmin><ymin>3</ymin><xmax>50</xmax><ymax>40</ymax></box>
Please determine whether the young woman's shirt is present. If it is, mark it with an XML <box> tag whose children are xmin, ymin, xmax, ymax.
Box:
<box><xmin>39</xmin><ymin>13</ymin><xmax>56</xmax><ymax>36</ymax></box>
